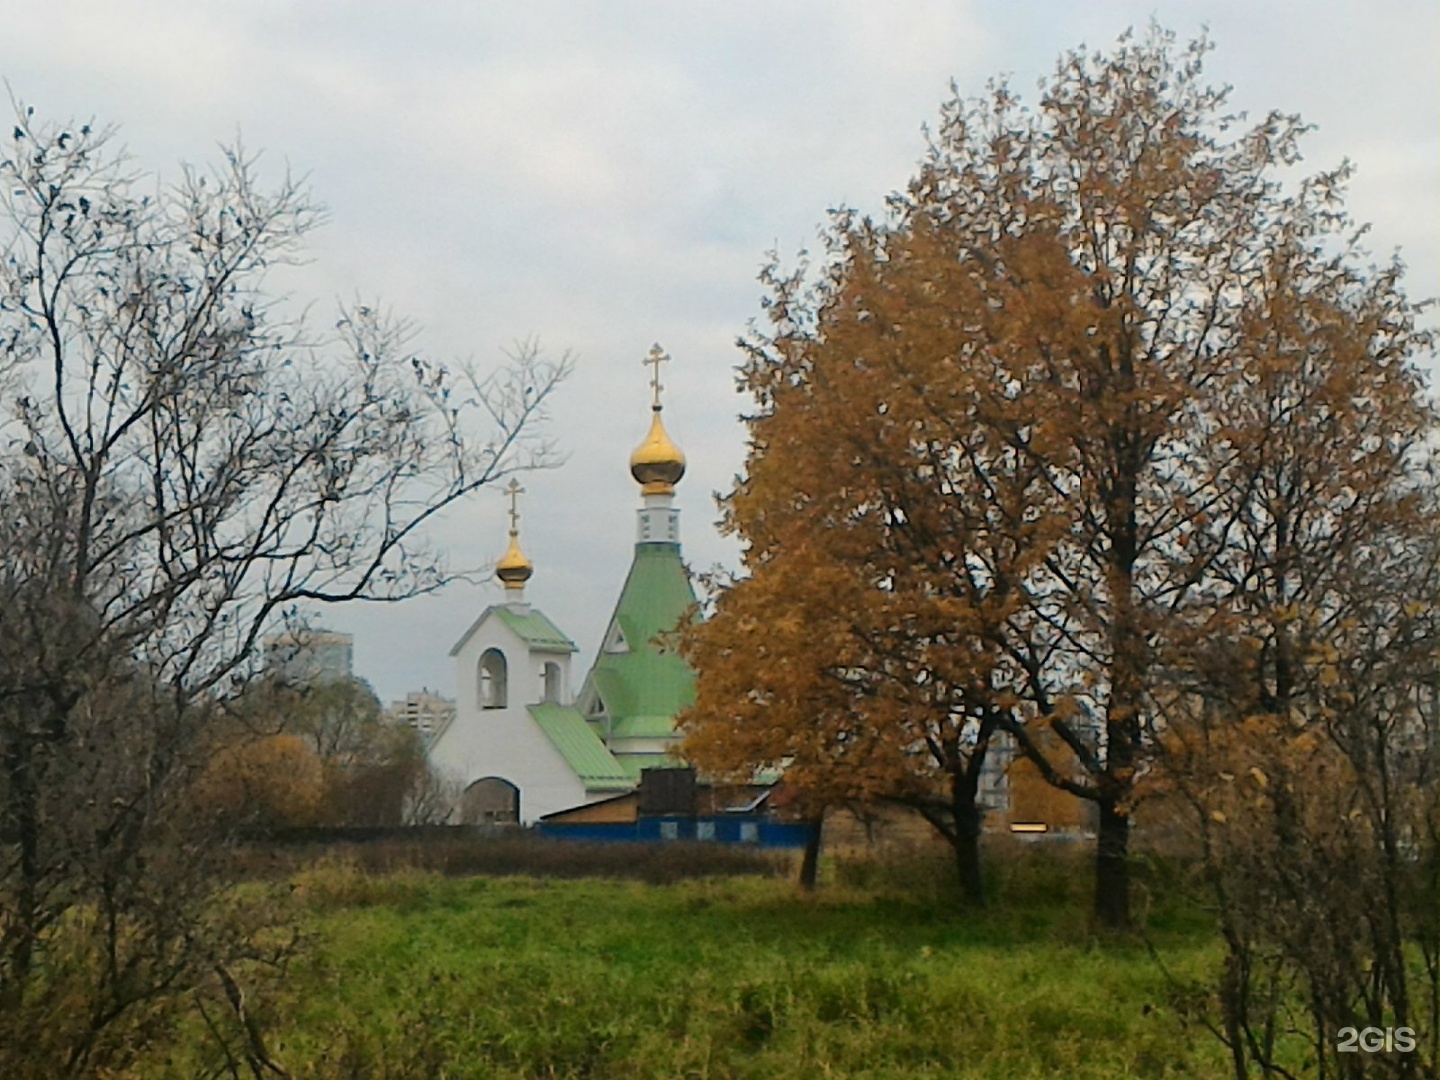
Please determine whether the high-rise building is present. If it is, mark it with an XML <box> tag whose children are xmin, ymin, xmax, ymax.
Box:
<box><xmin>262</xmin><ymin>629</ymin><xmax>354</xmax><ymax>686</ymax></box>
<box><xmin>387</xmin><ymin>690</ymin><xmax>457</xmax><ymax>741</ymax></box>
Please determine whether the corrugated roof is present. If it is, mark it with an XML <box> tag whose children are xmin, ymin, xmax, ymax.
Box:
<box><xmin>448</xmin><ymin>604</ymin><xmax>577</xmax><ymax>657</ymax></box>
<box><xmin>608</xmin><ymin>712</ymin><xmax>685</xmax><ymax>741</ymax></box>
<box><xmin>615</xmin><ymin>752</ymin><xmax>677</xmax><ymax>782</ymax></box>
<box><xmin>528</xmin><ymin>703</ymin><xmax>633</xmax><ymax>791</ymax></box>
<box><xmin>495</xmin><ymin>607</ymin><xmax>577</xmax><ymax>652</ymax></box>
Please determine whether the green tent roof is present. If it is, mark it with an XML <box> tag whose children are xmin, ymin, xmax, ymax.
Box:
<box><xmin>528</xmin><ymin>703</ymin><xmax>632</xmax><ymax>791</ymax></box>
<box><xmin>586</xmin><ymin>542</ymin><xmax>698</xmax><ymax>740</ymax></box>
<box><xmin>609</xmin><ymin>543</ymin><xmax>697</xmax><ymax>649</ymax></box>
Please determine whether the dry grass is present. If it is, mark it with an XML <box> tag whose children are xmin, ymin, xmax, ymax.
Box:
<box><xmin>231</xmin><ymin>828</ymin><xmax>793</xmax><ymax>885</ymax></box>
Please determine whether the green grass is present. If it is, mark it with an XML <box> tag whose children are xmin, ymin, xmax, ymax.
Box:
<box><xmin>136</xmin><ymin>849</ymin><xmax>1234</xmax><ymax>1079</ymax></box>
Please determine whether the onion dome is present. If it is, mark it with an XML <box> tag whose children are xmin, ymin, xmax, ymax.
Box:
<box><xmin>629</xmin><ymin>406</ymin><xmax>686</xmax><ymax>495</ymax></box>
<box><xmin>495</xmin><ymin>478</ymin><xmax>533</xmax><ymax>590</ymax></box>
<box><xmin>630</xmin><ymin>344</ymin><xmax>686</xmax><ymax>495</ymax></box>
<box><xmin>495</xmin><ymin>531</ymin><xmax>533</xmax><ymax>590</ymax></box>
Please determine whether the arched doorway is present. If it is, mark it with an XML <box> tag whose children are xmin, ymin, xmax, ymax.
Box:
<box><xmin>460</xmin><ymin>777</ymin><xmax>520</xmax><ymax>825</ymax></box>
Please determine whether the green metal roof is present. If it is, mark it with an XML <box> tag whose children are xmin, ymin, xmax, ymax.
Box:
<box><xmin>610</xmin><ymin>543</ymin><xmax>696</xmax><ymax>647</ymax></box>
<box><xmin>494</xmin><ymin>607</ymin><xmax>577</xmax><ymax>652</ymax></box>
<box><xmin>450</xmin><ymin>603</ymin><xmax>577</xmax><ymax>658</ymax></box>
<box><xmin>587</xmin><ymin>542</ymin><xmax>698</xmax><ymax>741</ymax></box>
<box><xmin>615</xmin><ymin>752</ymin><xmax>679</xmax><ymax>782</ymax></box>
<box><xmin>528</xmin><ymin>703</ymin><xmax>632</xmax><ymax>791</ymax></box>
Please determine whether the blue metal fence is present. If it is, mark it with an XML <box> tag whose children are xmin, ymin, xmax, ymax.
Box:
<box><xmin>537</xmin><ymin>817</ymin><xmax>815</xmax><ymax>849</ymax></box>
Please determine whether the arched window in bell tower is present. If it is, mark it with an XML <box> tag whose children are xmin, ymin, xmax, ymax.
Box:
<box><xmin>478</xmin><ymin>648</ymin><xmax>508</xmax><ymax>709</ymax></box>
<box><xmin>541</xmin><ymin>661</ymin><xmax>562</xmax><ymax>703</ymax></box>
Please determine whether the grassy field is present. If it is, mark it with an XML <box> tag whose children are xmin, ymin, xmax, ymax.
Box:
<box><xmin>141</xmin><ymin>848</ymin><xmax>1233</xmax><ymax>1079</ymax></box>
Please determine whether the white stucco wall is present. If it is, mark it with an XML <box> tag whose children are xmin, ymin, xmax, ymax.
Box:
<box><xmin>428</xmin><ymin>607</ymin><xmax>588</xmax><ymax>824</ymax></box>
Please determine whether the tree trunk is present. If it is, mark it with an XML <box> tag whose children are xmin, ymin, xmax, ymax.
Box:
<box><xmin>797</xmin><ymin>815</ymin><xmax>822</xmax><ymax>891</ymax></box>
<box><xmin>1095</xmin><ymin>798</ymin><xmax>1130</xmax><ymax>928</ymax></box>
<box><xmin>953</xmin><ymin>806</ymin><xmax>985</xmax><ymax>907</ymax></box>
<box><xmin>2</xmin><ymin>733</ymin><xmax>40</xmax><ymax>998</ymax></box>
<box><xmin>949</xmin><ymin>751</ymin><xmax>987</xmax><ymax>906</ymax></box>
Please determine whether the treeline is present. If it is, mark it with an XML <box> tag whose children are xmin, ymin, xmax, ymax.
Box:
<box><xmin>196</xmin><ymin>677</ymin><xmax>452</xmax><ymax>829</ymax></box>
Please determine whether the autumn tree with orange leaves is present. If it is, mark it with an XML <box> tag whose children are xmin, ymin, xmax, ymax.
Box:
<box><xmin>679</xmin><ymin>220</ymin><xmax>1062</xmax><ymax>904</ymax></box>
<box><xmin>679</xmin><ymin>27</ymin><xmax>1436</xmax><ymax>933</ymax></box>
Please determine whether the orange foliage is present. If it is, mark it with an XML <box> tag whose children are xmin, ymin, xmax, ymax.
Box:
<box><xmin>194</xmin><ymin>733</ymin><xmax>325</xmax><ymax>828</ymax></box>
<box><xmin>679</xmin><ymin>28</ymin><xmax>1436</xmax><ymax>926</ymax></box>
<box><xmin>1005</xmin><ymin>757</ymin><xmax>1087</xmax><ymax>831</ymax></box>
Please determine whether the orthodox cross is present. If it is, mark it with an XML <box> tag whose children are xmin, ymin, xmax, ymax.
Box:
<box><xmin>505</xmin><ymin>478</ymin><xmax>524</xmax><ymax>535</ymax></box>
<box><xmin>644</xmin><ymin>343</ymin><xmax>670</xmax><ymax>409</ymax></box>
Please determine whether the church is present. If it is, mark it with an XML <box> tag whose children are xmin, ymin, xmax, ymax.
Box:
<box><xmin>428</xmin><ymin>346</ymin><xmax>699</xmax><ymax>825</ymax></box>
<box><xmin>426</xmin><ymin>348</ymin><xmax>1079</xmax><ymax>841</ymax></box>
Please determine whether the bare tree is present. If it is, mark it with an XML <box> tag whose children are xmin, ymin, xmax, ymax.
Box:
<box><xmin>1155</xmin><ymin>262</ymin><xmax>1439</xmax><ymax>1076</ymax></box>
<box><xmin>1160</xmin><ymin>536</ymin><xmax>1438</xmax><ymax>1078</ymax></box>
<box><xmin>0</xmin><ymin>108</ymin><xmax>567</xmax><ymax>1077</ymax></box>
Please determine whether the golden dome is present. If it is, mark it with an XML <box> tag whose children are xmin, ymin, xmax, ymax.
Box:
<box><xmin>495</xmin><ymin>478</ymin><xmax>533</xmax><ymax>590</ymax></box>
<box><xmin>629</xmin><ymin>405</ymin><xmax>686</xmax><ymax>494</ymax></box>
<box><xmin>495</xmin><ymin>531</ymin><xmax>533</xmax><ymax>589</ymax></box>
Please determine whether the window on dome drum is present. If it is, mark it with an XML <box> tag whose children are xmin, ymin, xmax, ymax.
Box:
<box><xmin>478</xmin><ymin>649</ymin><xmax>507</xmax><ymax>709</ymax></box>
<box><xmin>541</xmin><ymin>661</ymin><xmax>561</xmax><ymax>703</ymax></box>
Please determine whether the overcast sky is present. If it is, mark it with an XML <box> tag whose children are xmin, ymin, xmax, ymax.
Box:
<box><xmin>3</xmin><ymin>1</ymin><xmax>1436</xmax><ymax>703</ymax></box>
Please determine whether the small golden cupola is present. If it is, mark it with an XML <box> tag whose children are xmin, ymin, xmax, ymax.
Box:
<box><xmin>494</xmin><ymin>479</ymin><xmax>533</xmax><ymax>591</ymax></box>
<box><xmin>629</xmin><ymin>344</ymin><xmax>686</xmax><ymax>495</ymax></box>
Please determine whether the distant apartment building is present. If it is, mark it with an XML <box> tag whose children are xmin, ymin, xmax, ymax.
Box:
<box><xmin>263</xmin><ymin>629</ymin><xmax>354</xmax><ymax>686</ymax></box>
<box><xmin>387</xmin><ymin>690</ymin><xmax>456</xmax><ymax>741</ymax></box>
